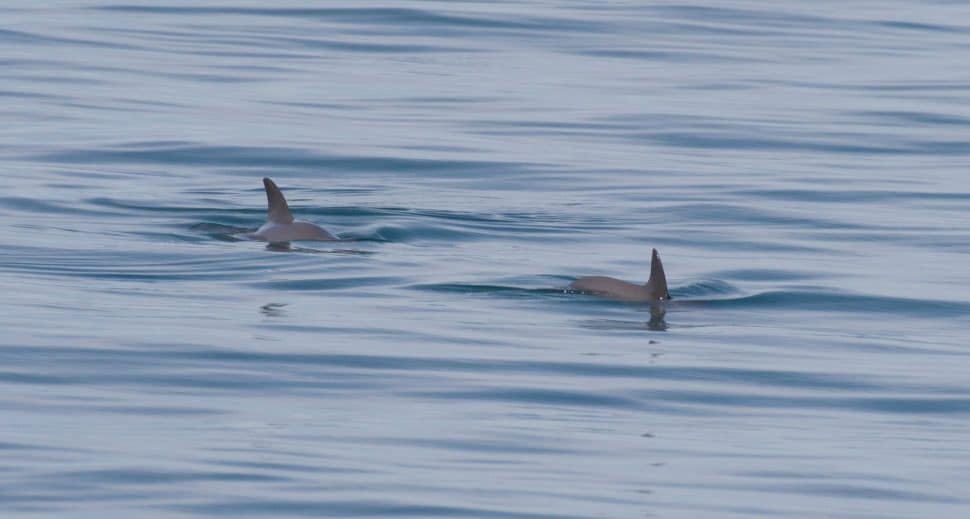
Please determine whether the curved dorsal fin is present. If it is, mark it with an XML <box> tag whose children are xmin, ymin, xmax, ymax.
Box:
<box><xmin>263</xmin><ymin>177</ymin><xmax>294</xmax><ymax>224</ymax></box>
<box><xmin>645</xmin><ymin>248</ymin><xmax>671</xmax><ymax>301</ymax></box>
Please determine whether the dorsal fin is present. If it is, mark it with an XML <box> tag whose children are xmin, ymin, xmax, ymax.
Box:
<box><xmin>263</xmin><ymin>177</ymin><xmax>294</xmax><ymax>224</ymax></box>
<box><xmin>645</xmin><ymin>248</ymin><xmax>671</xmax><ymax>301</ymax></box>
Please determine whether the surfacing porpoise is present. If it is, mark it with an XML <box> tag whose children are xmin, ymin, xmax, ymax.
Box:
<box><xmin>250</xmin><ymin>177</ymin><xmax>337</xmax><ymax>243</ymax></box>
<box><xmin>569</xmin><ymin>248</ymin><xmax>671</xmax><ymax>303</ymax></box>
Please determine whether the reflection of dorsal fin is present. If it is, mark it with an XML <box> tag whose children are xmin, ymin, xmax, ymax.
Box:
<box><xmin>263</xmin><ymin>177</ymin><xmax>294</xmax><ymax>224</ymax></box>
<box><xmin>645</xmin><ymin>248</ymin><xmax>670</xmax><ymax>301</ymax></box>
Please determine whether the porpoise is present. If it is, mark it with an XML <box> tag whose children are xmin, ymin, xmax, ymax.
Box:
<box><xmin>569</xmin><ymin>248</ymin><xmax>671</xmax><ymax>303</ymax></box>
<box><xmin>250</xmin><ymin>177</ymin><xmax>337</xmax><ymax>243</ymax></box>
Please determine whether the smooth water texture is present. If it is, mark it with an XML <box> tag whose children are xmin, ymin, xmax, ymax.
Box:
<box><xmin>2</xmin><ymin>1</ymin><xmax>970</xmax><ymax>517</ymax></box>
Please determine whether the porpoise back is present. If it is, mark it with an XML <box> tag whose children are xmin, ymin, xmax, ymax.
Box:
<box><xmin>569</xmin><ymin>248</ymin><xmax>670</xmax><ymax>303</ymax></box>
<box><xmin>252</xmin><ymin>177</ymin><xmax>337</xmax><ymax>243</ymax></box>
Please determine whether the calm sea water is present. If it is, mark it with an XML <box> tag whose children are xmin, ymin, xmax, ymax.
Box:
<box><xmin>2</xmin><ymin>1</ymin><xmax>970</xmax><ymax>517</ymax></box>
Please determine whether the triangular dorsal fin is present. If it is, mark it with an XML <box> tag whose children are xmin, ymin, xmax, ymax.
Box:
<box><xmin>263</xmin><ymin>177</ymin><xmax>294</xmax><ymax>224</ymax></box>
<box><xmin>645</xmin><ymin>248</ymin><xmax>671</xmax><ymax>301</ymax></box>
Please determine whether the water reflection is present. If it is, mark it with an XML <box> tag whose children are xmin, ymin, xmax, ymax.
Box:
<box><xmin>259</xmin><ymin>302</ymin><xmax>287</xmax><ymax>317</ymax></box>
<box><xmin>578</xmin><ymin>303</ymin><xmax>668</xmax><ymax>332</ymax></box>
<box><xmin>647</xmin><ymin>303</ymin><xmax>668</xmax><ymax>331</ymax></box>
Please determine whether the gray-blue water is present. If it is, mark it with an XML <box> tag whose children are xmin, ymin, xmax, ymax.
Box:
<box><xmin>2</xmin><ymin>2</ymin><xmax>969</xmax><ymax>517</ymax></box>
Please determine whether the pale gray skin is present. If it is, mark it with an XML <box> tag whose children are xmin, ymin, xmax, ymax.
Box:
<box><xmin>569</xmin><ymin>248</ymin><xmax>671</xmax><ymax>303</ymax></box>
<box><xmin>251</xmin><ymin>178</ymin><xmax>337</xmax><ymax>243</ymax></box>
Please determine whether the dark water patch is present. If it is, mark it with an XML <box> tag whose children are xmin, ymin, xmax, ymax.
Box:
<box><xmin>155</xmin><ymin>71</ymin><xmax>270</xmax><ymax>84</ymax></box>
<box><xmin>190</xmin><ymin>63</ymin><xmax>296</xmax><ymax>76</ymax></box>
<box><xmin>0</xmin><ymin>27</ymin><xmax>132</xmax><ymax>50</ymax></box>
<box><xmin>1</xmin><ymin>345</ymin><xmax>885</xmax><ymax>391</ymax></box>
<box><xmin>261</xmin><ymin>100</ymin><xmax>354</xmax><ymax>111</ymax></box>
<box><xmin>784</xmin><ymin>482</ymin><xmax>965</xmax><ymax>503</ymax></box>
<box><xmin>0</xmin><ymin>371</ymin><xmax>72</xmax><ymax>385</ymax></box>
<box><xmin>366</xmin><ymin>436</ymin><xmax>578</xmax><ymax>456</ymax></box>
<box><xmin>253</xmin><ymin>276</ymin><xmax>401</xmax><ymax>291</ymax></box>
<box><xmin>852</xmin><ymin>110</ymin><xmax>970</xmax><ymax>127</ymax></box>
<box><xmin>38</xmin><ymin>143</ymin><xmax>538</xmax><ymax>177</ymax></box>
<box><xmin>410</xmin><ymin>282</ymin><xmax>570</xmax><ymax>300</ymax></box>
<box><xmin>471</xmin><ymin>119</ymin><xmax>637</xmax><ymax>134</ymax></box>
<box><xmin>95</xmin><ymin>5</ymin><xmax>604</xmax><ymax>35</ymax></box>
<box><xmin>576</xmin><ymin>48</ymin><xmax>756</xmax><ymax>64</ymax></box>
<box><xmin>638</xmin><ymin>389</ymin><xmax>970</xmax><ymax>415</ymax></box>
<box><xmin>407</xmin><ymin>387</ymin><xmax>708</xmax><ymax>415</ymax></box>
<box><xmin>171</xmin><ymin>499</ymin><xmax>582</xmax><ymax>519</ymax></box>
<box><xmin>0</xmin><ymin>440</ymin><xmax>90</xmax><ymax>453</ymax></box>
<box><xmin>704</xmin><ymin>290</ymin><xmax>970</xmax><ymax>318</ymax></box>
<box><xmin>642</xmin><ymin>5</ymin><xmax>965</xmax><ymax>42</ymax></box>
<box><xmin>0</xmin><ymin>89</ymin><xmax>68</xmax><ymax>101</ymax></box>
<box><xmin>383</xmin><ymin>95</ymin><xmax>506</xmax><ymax>106</ymax></box>
<box><xmin>379</xmin><ymin>207</ymin><xmax>552</xmax><ymax>226</ymax></box>
<box><xmin>647</xmin><ymin>4</ymin><xmax>835</xmax><ymax>28</ymax></box>
<box><xmin>1</xmin><ymin>397</ymin><xmax>227</xmax><ymax>416</ymax></box>
<box><xmin>91</xmin><ymin>197</ymin><xmax>257</xmax><ymax>220</ymax></box>
<box><xmin>0</xmin><ymin>196</ymin><xmax>122</xmax><ymax>217</ymax></box>
<box><xmin>339</xmin><ymin>224</ymin><xmax>406</xmax><ymax>242</ymax></box>
<box><xmin>10</xmin><ymin>74</ymin><xmax>108</xmax><ymax>86</ymax></box>
<box><xmin>671</xmin><ymin>279</ymin><xmax>740</xmax><ymax>298</ymax></box>
<box><xmin>119</xmin><ymin>372</ymin><xmax>374</xmax><ymax>394</ymax></box>
<box><xmin>0</xmin><ymin>489</ymin><xmax>145</xmax><ymax>507</ymax></box>
<box><xmin>168</xmin><ymin>48</ymin><xmax>323</xmax><ymax>61</ymax></box>
<box><xmin>54</xmin><ymin>467</ymin><xmax>289</xmax><ymax>485</ymax></box>
<box><xmin>765</xmin><ymin>78</ymin><xmax>970</xmax><ymax>93</ymax></box>
<box><xmin>878</xmin><ymin>20</ymin><xmax>966</xmax><ymax>35</ymax></box>
<box><xmin>711</xmin><ymin>269</ymin><xmax>821</xmax><ymax>282</ymax></box>
<box><xmin>736</xmin><ymin>469</ymin><xmax>907</xmax><ymax>482</ymax></box>
<box><xmin>0</xmin><ymin>364</ymin><xmax>379</xmax><ymax>395</ymax></box>
<box><xmin>207</xmin><ymin>459</ymin><xmax>368</xmax><ymax>476</ymax></box>
<box><xmin>190</xmin><ymin>222</ymin><xmax>253</xmax><ymax>242</ymax></box>
<box><xmin>407</xmin><ymin>387</ymin><xmax>651</xmax><ymax>411</ymax></box>
<box><xmin>735</xmin><ymin>187</ymin><xmax>970</xmax><ymax>203</ymax></box>
<box><xmin>260</xmin><ymin>36</ymin><xmax>469</xmax><ymax>54</ymax></box>
<box><xmin>136</xmin><ymin>229</ymin><xmax>236</xmax><ymax>245</ymax></box>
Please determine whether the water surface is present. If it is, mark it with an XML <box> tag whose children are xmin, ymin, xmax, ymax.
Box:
<box><xmin>2</xmin><ymin>1</ymin><xmax>970</xmax><ymax>517</ymax></box>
